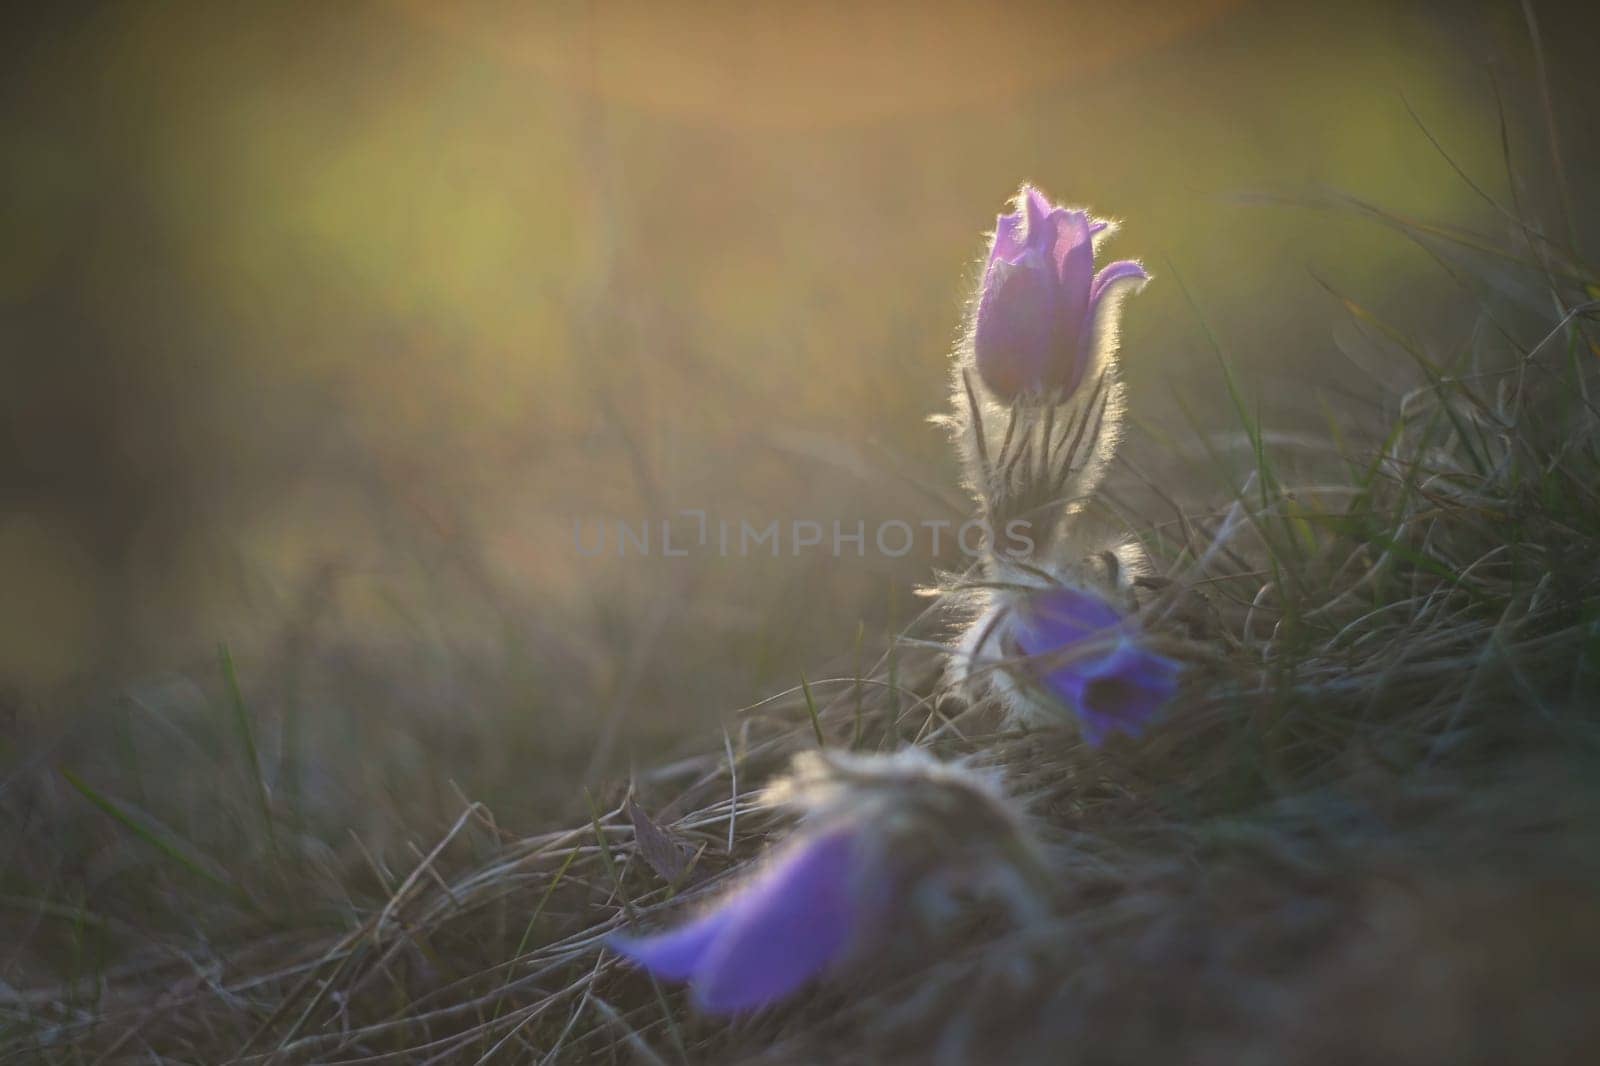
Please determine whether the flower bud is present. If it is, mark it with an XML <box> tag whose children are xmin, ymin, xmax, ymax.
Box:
<box><xmin>973</xmin><ymin>185</ymin><xmax>1149</xmax><ymax>402</ymax></box>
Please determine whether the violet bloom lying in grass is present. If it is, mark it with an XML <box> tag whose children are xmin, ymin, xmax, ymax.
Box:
<box><xmin>608</xmin><ymin>823</ymin><xmax>881</xmax><ymax>1014</ymax></box>
<box><xmin>973</xmin><ymin>185</ymin><xmax>1149</xmax><ymax>403</ymax></box>
<box><xmin>608</xmin><ymin>749</ymin><xmax>1044</xmax><ymax>1015</ymax></box>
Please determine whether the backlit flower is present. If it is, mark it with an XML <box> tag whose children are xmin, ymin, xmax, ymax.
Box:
<box><xmin>973</xmin><ymin>185</ymin><xmax>1149</xmax><ymax>402</ymax></box>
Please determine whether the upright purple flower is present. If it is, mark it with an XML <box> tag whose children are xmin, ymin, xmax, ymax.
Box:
<box><xmin>1009</xmin><ymin>585</ymin><xmax>1181</xmax><ymax>745</ymax></box>
<box><xmin>973</xmin><ymin>186</ymin><xmax>1149</xmax><ymax>402</ymax></box>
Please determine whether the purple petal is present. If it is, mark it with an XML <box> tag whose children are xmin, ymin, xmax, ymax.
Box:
<box><xmin>691</xmin><ymin>826</ymin><xmax>865</xmax><ymax>1014</ymax></box>
<box><xmin>1049</xmin><ymin>210</ymin><xmax>1095</xmax><ymax>284</ymax></box>
<box><xmin>1089</xmin><ymin>259</ymin><xmax>1149</xmax><ymax>304</ymax></box>
<box><xmin>1010</xmin><ymin>587</ymin><xmax>1181</xmax><ymax>743</ymax></box>
<box><xmin>1078</xmin><ymin>259</ymin><xmax>1149</xmax><ymax>370</ymax></box>
<box><xmin>608</xmin><ymin>907</ymin><xmax>732</xmax><ymax>981</ymax></box>
<box><xmin>974</xmin><ymin>254</ymin><xmax>1071</xmax><ymax>400</ymax></box>
<box><xmin>1069</xmin><ymin>642</ymin><xmax>1180</xmax><ymax>744</ymax></box>
<box><xmin>990</xmin><ymin>211</ymin><xmax>1027</xmax><ymax>265</ymax></box>
<box><xmin>1076</xmin><ymin>711</ymin><xmax>1109</xmax><ymax>747</ymax></box>
<box><xmin>1047</xmin><ymin>211</ymin><xmax>1095</xmax><ymax>392</ymax></box>
<box><xmin>1023</xmin><ymin>186</ymin><xmax>1052</xmax><ymax>241</ymax></box>
<box><xmin>1013</xmin><ymin>587</ymin><xmax>1124</xmax><ymax>653</ymax></box>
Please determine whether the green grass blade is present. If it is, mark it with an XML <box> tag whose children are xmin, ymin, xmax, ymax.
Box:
<box><xmin>799</xmin><ymin>671</ymin><xmax>825</xmax><ymax>747</ymax></box>
<box><xmin>219</xmin><ymin>643</ymin><xmax>279</xmax><ymax>864</ymax></box>
<box><xmin>61</xmin><ymin>767</ymin><xmax>240</xmax><ymax>897</ymax></box>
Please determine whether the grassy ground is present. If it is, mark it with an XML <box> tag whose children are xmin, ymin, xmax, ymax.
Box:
<box><xmin>7</xmin><ymin>87</ymin><xmax>1600</xmax><ymax>1066</ymax></box>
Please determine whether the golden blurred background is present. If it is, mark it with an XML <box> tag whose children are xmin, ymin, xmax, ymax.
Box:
<box><xmin>4</xmin><ymin>1</ymin><xmax>1596</xmax><ymax>805</ymax></box>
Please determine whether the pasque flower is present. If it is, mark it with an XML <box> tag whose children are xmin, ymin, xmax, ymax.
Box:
<box><xmin>609</xmin><ymin>823</ymin><xmax>884</xmax><ymax>1014</ymax></box>
<box><xmin>973</xmin><ymin>185</ymin><xmax>1149</xmax><ymax>402</ymax></box>
<box><xmin>1009</xmin><ymin>585</ymin><xmax>1181</xmax><ymax>745</ymax></box>
<box><xmin>609</xmin><ymin>749</ymin><xmax>1043</xmax><ymax>1014</ymax></box>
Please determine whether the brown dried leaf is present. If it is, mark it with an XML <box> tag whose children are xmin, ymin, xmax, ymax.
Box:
<box><xmin>627</xmin><ymin>799</ymin><xmax>688</xmax><ymax>883</ymax></box>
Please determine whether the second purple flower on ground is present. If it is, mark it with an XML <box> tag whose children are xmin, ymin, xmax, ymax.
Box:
<box><xmin>1008</xmin><ymin>585</ymin><xmax>1182</xmax><ymax>745</ymax></box>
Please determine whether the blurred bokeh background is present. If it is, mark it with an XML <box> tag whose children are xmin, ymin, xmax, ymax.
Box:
<box><xmin>4</xmin><ymin>0</ymin><xmax>1597</xmax><ymax>821</ymax></box>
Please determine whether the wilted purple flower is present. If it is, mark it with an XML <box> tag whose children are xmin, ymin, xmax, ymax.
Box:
<box><xmin>973</xmin><ymin>186</ymin><xmax>1148</xmax><ymax>402</ymax></box>
<box><xmin>609</xmin><ymin>824</ymin><xmax>883</xmax><ymax>1014</ymax></box>
<box><xmin>1010</xmin><ymin>585</ymin><xmax>1181</xmax><ymax>745</ymax></box>
<box><xmin>609</xmin><ymin>749</ymin><xmax>1042</xmax><ymax>1014</ymax></box>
